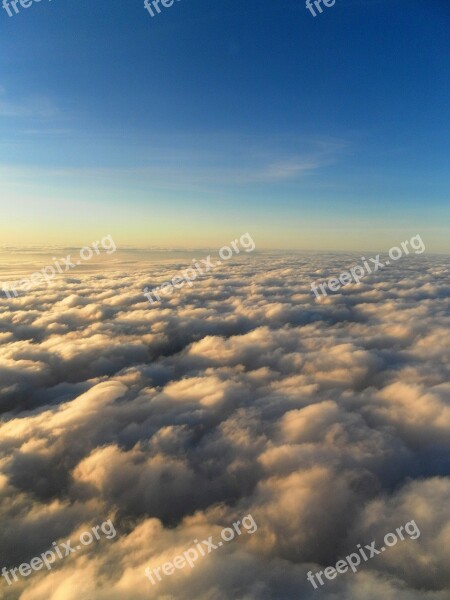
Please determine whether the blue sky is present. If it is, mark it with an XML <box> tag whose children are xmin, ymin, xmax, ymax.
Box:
<box><xmin>0</xmin><ymin>0</ymin><xmax>449</xmax><ymax>250</ymax></box>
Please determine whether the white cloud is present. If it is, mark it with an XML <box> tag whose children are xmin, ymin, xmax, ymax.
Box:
<box><xmin>0</xmin><ymin>251</ymin><xmax>448</xmax><ymax>599</ymax></box>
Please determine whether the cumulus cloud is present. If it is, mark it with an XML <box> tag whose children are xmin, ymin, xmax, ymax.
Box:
<box><xmin>0</xmin><ymin>251</ymin><xmax>449</xmax><ymax>599</ymax></box>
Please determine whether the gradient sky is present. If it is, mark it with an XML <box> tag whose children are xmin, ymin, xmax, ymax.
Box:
<box><xmin>0</xmin><ymin>0</ymin><xmax>449</xmax><ymax>251</ymax></box>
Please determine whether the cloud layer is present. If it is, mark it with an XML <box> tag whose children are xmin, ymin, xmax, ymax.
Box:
<box><xmin>0</xmin><ymin>251</ymin><xmax>449</xmax><ymax>599</ymax></box>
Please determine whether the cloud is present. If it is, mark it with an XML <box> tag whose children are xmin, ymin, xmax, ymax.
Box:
<box><xmin>0</xmin><ymin>135</ymin><xmax>349</xmax><ymax>191</ymax></box>
<box><xmin>0</xmin><ymin>89</ymin><xmax>60</xmax><ymax>120</ymax></box>
<box><xmin>0</xmin><ymin>251</ymin><xmax>448</xmax><ymax>599</ymax></box>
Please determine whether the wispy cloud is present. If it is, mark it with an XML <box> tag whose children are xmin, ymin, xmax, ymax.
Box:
<box><xmin>0</xmin><ymin>88</ymin><xmax>60</xmax><ymax>120</ymax></box>
<box><xmin>0</xmin><ymin>135</ymin><xmax>349</xmax><ymax>190</ymax></box>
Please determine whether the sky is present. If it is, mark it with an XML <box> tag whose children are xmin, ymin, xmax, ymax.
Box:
<box><xmin>0</xmin><ymin>0</ymin><xmax>449</xmax><ymax>251</ymax></box>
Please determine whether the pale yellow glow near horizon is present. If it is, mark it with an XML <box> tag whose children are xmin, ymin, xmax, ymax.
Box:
<box><xmin>1</xmin><ymin>193</ymin><xmax>449</xmax><ymax>253</ymax></box>
<box><xmin>1</xmin><ymin>223</ymin><xmax>448</xmax><ymax>254</ymax></box>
